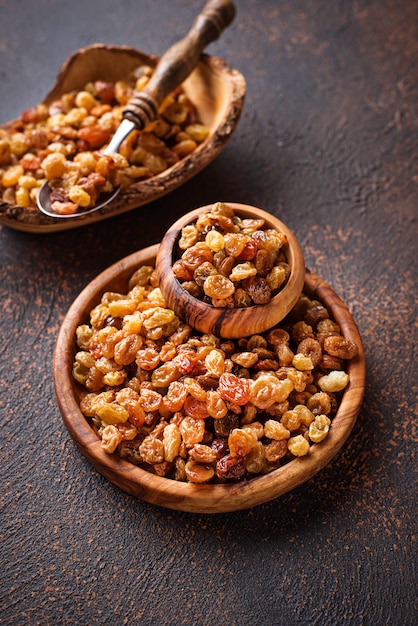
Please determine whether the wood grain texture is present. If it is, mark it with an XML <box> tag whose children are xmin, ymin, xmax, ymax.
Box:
<box><xmin>156</xmin><ymin>203</ymin><xmax>306</xmax><ymax>337</ymax></box>
<box><xmin>0</xmin><ymin>44</ymin><xmax>245</xmax><ymax>233</ymax></box>
<box><xmin>54</xmin><ymin>244</ymin><xmax>365</xmax><ymax>513</ymax></box>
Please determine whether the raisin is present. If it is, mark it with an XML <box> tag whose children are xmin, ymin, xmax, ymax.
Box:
<box><xmin>242</xmin><ymin>275</ymin><xmax>271</xmax><ymax>304</ymax></box>
<box><xmin>203</xmin><ymin>274</ymin><xmax>235</xmax><ymax>299</ymax></box>
<box><xmin>193</xmin><ymin>261</ymin><xmax>217</xmax><ymax>287</ymax></box>
<box><xmin>184</xmin><ymin>395</ymin><xmax>209</xmax><ymax>419</ymax></box>
<box><xmin>264</xmin><ymin>439</ymin><xmax>288</xmax><ymax>463</ymax></box>
<box><xmin>253</xmin><ymin>358</ymin><xmax>279</xmax><ymax>372</ymax></box>
<box><xmin>78</xmin><ymin>126</ymin><xmax>111</xmax><ymax>149</ymax></box>
<box><xmin>218</xmin><ymin>372</ymin><xmax>251</xmax><ymax>405</ymax></box>
<box><xmin>20</xmin><ymin>154</ymin><xmax>43</xmax><ymax>171</ymax></box>
<box><xmin>181</xmin><ymin>242</ymin><xmax>213</xmax><ymax>270</ymax></box>
<box><xmin>307</xmin><ymin>392</ymin><xmax>332</xmax><ymax>416</ymax></box>
<box><xmin>228</xmin><ymin>428</ymin><xmax>258</xmax><ymax>456</ymax></box>
<box><xmin>297</xmin><ymin>338</ymin><xmax>322</xmax><ymax>367</ymax></box>
<box><xmin>254</xmin><ymin>249</ymin><xmax>277</xmax><ymax>277</ymax></box>
<box><xmin>173</xmin><ymin>352</ymin><xmax>197</xmax><ymax>374</ymax></box>
<box><xmin>216</xmin><ymin>454</ymin><xmax>246</xmax><ymax>480</ymax></box>
<box><xmin>179</xmin><ymin>416</ymin><xmax>205</xmax><ymax>445</ymax></box>
<box><xmin>162</xmin><ymin>381</ymin><xmax>187</xmax><ymax>412</ymax></box>
<box><xmin>238</xmin><ymin>239</ymin><xmax>258</xmax><ymax>261</ymax></box>
<box><xmin>324</xmin><ymin>336</ymin><xmax>359</xmax><ymax>359</ymax></box>
<box><xmin>211</xmin><ymin>438</ymin><xmax>229</xmax><ymax>459</ymax></box>
<box><xmin>213</xmin><ymin>411</ymin><xmax>240</xmax><ymax>437</ymax></box>
<box><xmin>318</xmin><ymin>354</ymin><xmax>344</xmax><ymax>371</ymax></box>
<box><xmin>304</xmin><ymin>305</ymin><xmax>329</xmax><ymax>328</ymax></box>
<box><xmin>224</xmin><ymin>232</ymin><xmax>249</xmax><ymax>257</ymax></box>
<box><xmin>212</xmin><ymin>214</ymin><xmax>235</xmax><ymax>232</ymax></box>
<box><xmin>94</xmin><ymin>80</ymin><xmax>115</xmax><ymax>103</ymax></box>
<box><xmin>172</xmin><ymin>259</ymin><xmax>194</xmax><ymax>281</ymax></box>
<box><xmin>218</xmin><ymin>255</ymin><xmax>236</xmax><ymax>277</ymax></box>
<box><xmin>114</xmin><ymin>334</ymin><xmax>142</xmax><ymax>365</ymax></box>
<box><xmin>185</xmin><ymin>461</ymin><xmax>215</xmax><ymax>483</ymax></box>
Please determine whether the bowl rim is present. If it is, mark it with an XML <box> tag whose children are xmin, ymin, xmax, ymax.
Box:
<box><xmin>0</xmin><ymin>44</ymin><xmax>246</xmax><ymax>233</ymax></box>
<box><xmin>54</xmin><ymin>243</ymin><xmax>365</xmax><ymax>513</ymax></box>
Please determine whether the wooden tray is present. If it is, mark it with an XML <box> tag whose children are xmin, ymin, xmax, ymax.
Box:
<box><xmin>53</xmin><ymin>244</ymin><xmax>366</xmax><ymax>513</ymax></box>
<box><xmin>0</xmin><ymin>44</ymin><xmax>245</xmax><ymax>233</ymax></box>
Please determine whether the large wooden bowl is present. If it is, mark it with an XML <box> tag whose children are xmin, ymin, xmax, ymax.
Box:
<box><xmin>0</xmin><ymin>44</ymin><xmax>245</xmax><ymax>233</ymax></box>
<box><xmin>54</xmin><ymin>244</ymin><xmax>365</xmax><ymax>513</ymax></box>
<box><xmin>156</xmin><ymin>203</ymin><xmax>306</xmax><ymax>338</ymax></box>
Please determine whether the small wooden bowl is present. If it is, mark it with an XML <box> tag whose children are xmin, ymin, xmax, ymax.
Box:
<box><xmin>0</xmin><ymin>44</ymin><xmax>245</xmax><ymax>233</ymax></box>
<box><xmin>54</xmin><ymin>244</ymin><xmax>365</xmax><ymax>514</ymax></box>
<box><xmin>156</xmin><ymin>203</ymin><xmax>306</xmax><ymax>338</ymax></box>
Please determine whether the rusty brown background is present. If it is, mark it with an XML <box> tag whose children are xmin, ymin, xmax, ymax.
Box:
<box><xmin>1</xmin><ymin>1</ymin><xmax>417</xmax><ymax>624</ymax></box>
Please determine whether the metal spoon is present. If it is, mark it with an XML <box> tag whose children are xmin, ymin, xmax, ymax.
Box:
<box><xmin>37</xmin><ymin>0</ymin><xmax>235</xmax><ymax>218</ymax></box>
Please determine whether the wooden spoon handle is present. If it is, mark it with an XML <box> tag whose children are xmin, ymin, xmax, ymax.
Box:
<box><xmin>122</xmin><ymin>0</ymin><xmax>235</xmax><ymax>127</ymax></box>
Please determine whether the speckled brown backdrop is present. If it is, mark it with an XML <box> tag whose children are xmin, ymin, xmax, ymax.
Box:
<box><xmin>0</xmin><ymin>1</ymin><xmax>417</xmax><ymax>624</ymax></box>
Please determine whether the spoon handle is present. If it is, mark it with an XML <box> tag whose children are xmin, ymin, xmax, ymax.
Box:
<box><xmin>122</xmin><ymin>0</ymin><xmax>235</xmax><ymax>128</ymax></box>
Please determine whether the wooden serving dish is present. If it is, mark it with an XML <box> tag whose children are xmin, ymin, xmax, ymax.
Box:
<box><xmin>156</xmin><ymin>203</ymin><xmax>306</xmax><ymax>338</ymax></box>
<box><xmin>0</xmin><ymin>44</ymin><xmax>245</xmax><ymax>233</ymax></box>
<box><xmin>54</xmin><ymin>244</ymin><xmax>365</xmax><ymax>513</ymax></box>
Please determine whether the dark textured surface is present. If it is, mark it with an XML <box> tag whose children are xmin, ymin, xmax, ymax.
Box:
<box><xmin>0</xmin><ymin>1</ymin><xmax>417</xmax><ymax>624</ymax></box>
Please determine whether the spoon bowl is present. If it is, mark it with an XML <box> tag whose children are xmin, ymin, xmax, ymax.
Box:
<box><xmin>37</xmin><ymin>177</ymin><xmax>121</xmax><ymax>218</ymax></box>
<box><xmin>37</xmin><ymin>118</ymin><xmax>136</xmax><ymax>217</ymax></box>
<box><xmin>156</xmin><ymin>203</ymin><xmax>306</xmax><ymax>338</ymax></box>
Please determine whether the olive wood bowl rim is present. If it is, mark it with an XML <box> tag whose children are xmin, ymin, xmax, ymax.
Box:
<box><xmin>156</xmin><ymin>203</ymin><xmax>306</xmax><ymax>338</ymax></box>
<box><xmin>54</xmin><ymin>243</ymin><xmax>365</xmax><ymax>514</ymax></box>
<box><xmin>0</xmin><ymin>43</ymin><xmax>246</xmax><ymax>233</ymax></box>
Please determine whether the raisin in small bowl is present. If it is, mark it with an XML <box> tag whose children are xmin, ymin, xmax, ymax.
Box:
<box><xmin>156</xmin><ymin>202</ymin><xmax>306</xmax><ymax>338</ymax></box>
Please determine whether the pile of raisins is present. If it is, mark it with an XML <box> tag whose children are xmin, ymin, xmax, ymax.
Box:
<box><xmin>172</xmin><ymin>202</ymin><xmax>290</xmax><ymax>308</ymax></box>
<box><xmin>72</xmin><ymin>258</ymin><xmax>359</xmax><ymax>484</ymax></box>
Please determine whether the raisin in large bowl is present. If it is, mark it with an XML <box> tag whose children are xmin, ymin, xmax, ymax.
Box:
<box><xmin>54</xmin><ymin>243</ymin><xmax>365</xmax><ymax>513</ymax></box>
